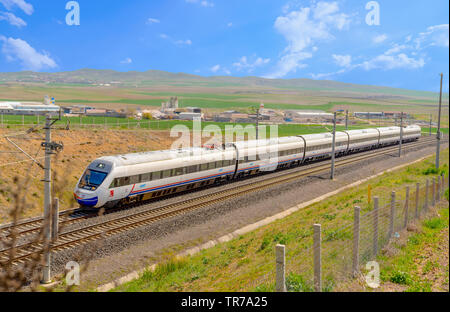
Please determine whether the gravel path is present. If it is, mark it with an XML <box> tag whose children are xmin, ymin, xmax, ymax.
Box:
<box><xmin>48</xmin><ymin>139</ymin><xmax>447</xmax><ymax>289</ymax></box>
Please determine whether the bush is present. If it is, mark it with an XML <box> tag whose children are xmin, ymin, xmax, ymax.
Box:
<box><xmin>424</xmin><ymin>217</ymin><xmax>445</xmax><ymax>230</ymax></box>
<box><xmin>390</xmin><ymin>271</ymin><xmax>411</xmax><ymax>285</ymax></box>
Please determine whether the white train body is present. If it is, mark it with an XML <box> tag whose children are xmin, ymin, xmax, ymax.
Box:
<box><xmin>74</xmin><ymin>125</ymin><xmax>421</xmax><ymax>208</ymax></box>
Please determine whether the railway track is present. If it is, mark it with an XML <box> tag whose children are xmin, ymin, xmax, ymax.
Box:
<box><xmin>0</xmin><ymin>137</ymin><xmax>442</xmax><ymax>264</ymax></box>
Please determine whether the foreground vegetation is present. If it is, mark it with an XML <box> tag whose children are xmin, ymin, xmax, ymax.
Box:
<box><xmin>110</xmin><ymin>149</ymin><xmax>449</xmax><ymax>292</ymax></box>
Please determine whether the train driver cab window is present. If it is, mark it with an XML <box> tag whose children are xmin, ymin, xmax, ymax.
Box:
<box><xmin>79</xmin><ymin>169</ymin><xmax>108</xmax><ymax>190</ymax></box>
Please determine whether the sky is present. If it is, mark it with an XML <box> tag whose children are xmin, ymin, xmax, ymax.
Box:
<box><xmin>0</xmin><ymin>0</ymin><xmax>449</xmax><ymax>92</ymax></box>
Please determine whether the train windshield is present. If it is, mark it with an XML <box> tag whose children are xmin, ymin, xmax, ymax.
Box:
<box><xmin>79</xmin><ymin>170</ymin><xmax>108</xmax><ymax>189</ymax></box>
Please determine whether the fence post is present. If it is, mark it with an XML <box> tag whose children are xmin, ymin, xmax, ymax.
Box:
<box><xmin>437</xmin><ymin>177</ymin><xmax>441</xmax><ymax>202</ymax></box>
<box><xmin>442</xmin><ymin>174</ymin><xmax>446</xmax><ymax>195</ymax></box>
<box><xmin>352</xmin><ymin>206</ymin><xmax>360</xmax><ymax>277</ymax></box>
<box><xmin>403</xmin><ymin>186</ymin><xmax>410</xmax><ymax>228</ymax></box>
<box><xmin>389</xmin><ymin>191</ymin><xmax>396</xmax><ymax>238</ymax></box>
<box><xmin>415</xmin><ymin>183</ymin><xmax>420</xmax><ymax>219</ymax></box>
<box><xmin>373</xmin><ymin>197</ymin><xmax>379</xmax><ymax>258</ymax></box>
<box><xmin>313</xmin><ymin>224</ymin><xmax>322</xmax><ymax>292</ymax></box>
<box><xmin>432</xmin><ymin>178</ymin><xmax>436</xmax><ymax>207</ymax></box>
<box><xmin>275</xmin><ymin>244</ymin><xmax>286</xmax><ymax>292</ymax></box>
<box><xmin>51</xmin><ymin>198</ymin><xmax>59</xmax><ymax>240</ymax></box>
<box><xmin>424</xmin><ymin>179</ymin><xmax>429</xmax><ymax>213</ymax></box>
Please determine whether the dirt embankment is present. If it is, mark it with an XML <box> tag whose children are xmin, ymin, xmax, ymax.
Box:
<box><xmin>0</xmin><ymin>128</ymin><xmax>177</xmax><ymax>222</ymax></box>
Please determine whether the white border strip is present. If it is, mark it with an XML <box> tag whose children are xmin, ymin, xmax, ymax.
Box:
<box><xmin>96</xmin><ymin>152</ymin><xmax>436</xmax><ymax>292</ymax></box>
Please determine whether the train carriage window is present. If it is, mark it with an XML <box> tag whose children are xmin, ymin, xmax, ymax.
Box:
<box><xmin>151</xmin><ymin>171</ymin><xmax>161</xmax><ymax>180</ymax></box>
<box><xmin>187</xmin><ymin>165</ymin><xmax>198</xmax><ymax>173</ymax></box>
<box><xmin>162</xmin><ymin>169</ymin><xmax>172</xmax><ymax>179</ymax></box>
<box><xmin>140</xmin><ymin>173</ymin><xmax>151</xmax><ymax>182</ymax></box>
<box><xmin>208</xmin><ymin>162</ymin><xmax>216</xmax><ymax>170</ymax></box>
<box><xmin>174</xmin><ymin>167</ymin><xmax>184</xmax><ymax>176</ymax></box>
<box><xmin>200</xmin><ymin>163</ymin><xmax>208</xmax><ymax>171</ymax></box>
<box><xmin>215</xmin><ymin>160</ymin><xmax>223</xmax><ymax>168</ymax></box>
<box><xmin>130</xmin><ymin>175</ymin><xmax>140</xmax><ymax>184</ymax></box>
<box><xmin>119</xmin><ymin>176</ymin><xmax>130</xmax><ymax>187</ymax></box>
<box><xmin>109</xmin><ymin>179</ymin><xmax>118</xmax><ymax>189</ymax></box>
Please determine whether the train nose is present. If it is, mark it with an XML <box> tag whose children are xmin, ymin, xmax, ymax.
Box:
<box><xmin>74</xmin><ymin>191</ymin><xmax>99</xmax><ymax>207</ymax></box>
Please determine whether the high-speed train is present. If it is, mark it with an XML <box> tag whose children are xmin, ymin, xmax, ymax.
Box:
<box><xmin>74</xmin><ymin>125</ymin><xmax>421</xmax><ymax>208</ymax></box>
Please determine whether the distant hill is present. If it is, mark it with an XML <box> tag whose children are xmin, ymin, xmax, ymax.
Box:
<box><xmin>0</xmin><ymin>69</ymin><xmax>447</xmax><ymax>100</ymax></box>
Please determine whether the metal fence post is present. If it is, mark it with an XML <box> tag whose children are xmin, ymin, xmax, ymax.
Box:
<box><xmin>275</xmin><ymin>244</ymin><xmax>286</xmax><ymax>292</ymax></box>
<box><xmin>432</xmin><ymin>178</ymin><xmax>436</xmax><ymax>207</ymax></box>
<box><xmin>51</xmin><ymin>198</ymin><xmax>59</xmax><ymax>241</ymax></box>
<box><xmin>403</xmin><ymin>186</ymin><xmax>410</xmax><ymax>228</ymax></box>
<box><xmin>352</xmin><ymin>206</ymin><xmax>360</xmax><ymax>277</ymax></box>
<box><xmin>389</xmin><ymin>191</ymin><xmax>396</xmax><ymax>238</ymax></box>
<box><xmin>415</xmin><ymin>183</ymin><xmax>420</xmax><ymax>219</ymax></box>
<box><xmin>424</xmin><ymin>180</ymin><xmax>429</xmax><ymax>213</ymax></box>
<box><xmin>373</xmin><ymin>197</ymin><xmax>379</xmax><ymax>258</ymax></box>
<box><xmin>313</xmin><ymin>224</ymin><xmax>322</xmax><ymax>292</ymax></box>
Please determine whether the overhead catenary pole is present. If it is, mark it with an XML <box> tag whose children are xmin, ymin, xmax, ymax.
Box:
<box><xmin>345</xmin><ymin>110</ymin><xmax>349</xmax><ymax>130</ymax></box>
<box><xmin>436</xmin><ymin>73</ymin><xmax>443</xmax><ymax>169</ymax></box>
<box><xmin>256</xmin><ymin>107</ymin><xmax>260</xmax><ymax>140</ymax></box>
<box><xmin>399</xmin><ymin>112</ymin><xmax>403</xmax><ymax>157</ymax></box>
<box><xmin>42</xmin><ymin>114</ymin><xmax>52</xmax><ymax>284</ymax></box>
<box><xmin>331</xmin><ymin>112</ymin><xmax>337</xmax><ymax>180</ymax></box>
<box><xmin>429</xmin><ymin>114</ymin><xmax>432</xmax><ymax>136</ymax></box>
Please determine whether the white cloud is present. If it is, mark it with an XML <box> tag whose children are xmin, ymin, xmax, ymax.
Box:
<box><xmin>233</xmin><ymin>56</ymin><xmax>270</xmax><ymax>72</ymax></box>
<box><xmin>0</xmin><ymin>36</ymin><xmax>57</xmax><ymax>71</ymax></box>
<box><xmin>373</xmin><ymin>34</ymin><xmax>387</xmax><ymax>44</ymax></box>
<box><xmin>185</xmin><ymin>0</ymin><xmax>214</xmax><ymax>7</ymax></box>
<box><xmin>268</xmin><ymin>1</ymin><xmax>350</xmax><ymax>78</ymax></box>
<box><xmin>227</xmin><ymin>22</ymin><xmax>233</xmax><ymax>27</ymax></box>
<box><xmin>160</xmin><ymin>34</ymin><xmax>192</xmax><ymax>46</ymax></box>
<box><xmin>332</xmin><ymin>54</ymin><xmax>351</xmax><ymax>67</ymax></box>
<box><xmin>175</xmin><ymin>39</ymin><xmax>192</xmax><ymax>45</ymax></box>
<box><xmin>211</xmin><ymin>64</ymin><xmax>221</xmax><ymax>73</ymax></box>
<box><xmin>415</xmin><ymin>24</ymin><xmax>449</xmax><ymax>49</ymax></box>
<box><xmin>120</xmin><ymin>57</ymin><xmax>132</xmax><ymax>64</ymax></box>
<box><xmin>360</xmin><ymin>53</ymin><xmax>425</xmax><ymax>71</ymax></box>
<box><xmin>0</xmin><ymin>0</ymin><xmax>33</xmax><ymax>15</ymax></box>
<box><xmin>0</xmin><ymin>11</ymin><xmax>26</xmax><ymax>27</ymax></box>
<box><xmin>147</xmin><ymin>18</ymin><xmax>160</xmax><ymax>24</ymax></box>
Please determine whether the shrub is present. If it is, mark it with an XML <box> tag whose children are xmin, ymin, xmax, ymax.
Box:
<box><xmin>390</xmin><ymin>271</ymin><xmax>411</xmax><ymax>285</ymax></box>
<box><xmin>424</xmin><ymin>217</ymin><xmax>445</xmax><ymax>230</ymax></box>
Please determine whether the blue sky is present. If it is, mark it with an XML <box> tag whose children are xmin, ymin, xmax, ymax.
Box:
<box><xmin>0</xmin><ymin>0</ymin><xmax>448</xmax><ymax>92</ymax></box>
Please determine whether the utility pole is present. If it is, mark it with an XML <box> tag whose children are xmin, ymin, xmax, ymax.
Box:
<box><xmin>399</xmin><ymin>112</ymin><xmax>403</xmax><ymax>157</ymax></box>
<box><xmin>345</xmin><ymin>110</ymin><xmax>348</xmax><ymax>130</ymax></box>
<box><xmin>256</xmin><ymin>107</ymin><xmax>260</xmax><ymax>140</ymax></box>
<box><xmin>41</xmin><ymin>113</ymin><xmax>63</xmax><ymax>284</ymax></box>
<box><xmin>436</xmin><ymin>73</ymin><xmax>443</xmax><ymax>169</ymax></box>
<box><xmin>42</xmin><ymin>114</ymin><xmax>52</xmax><ymax>284</ymax></box>
<box><xmin>331</xmin><ymin>112</ymin><xmax>337</xmax><ymax>180</ymax></box>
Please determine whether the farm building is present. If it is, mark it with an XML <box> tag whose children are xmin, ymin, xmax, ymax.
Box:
<box><xmin>0</xmin><ymin>101</ymin><xmax>60</xmax><ymax>115</ymax></box>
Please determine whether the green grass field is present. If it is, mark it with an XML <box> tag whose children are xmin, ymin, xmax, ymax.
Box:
<box><xmin>108</xmin><ymin>150</ymin><xmax>448</xmax><ymax>292</ymax></box>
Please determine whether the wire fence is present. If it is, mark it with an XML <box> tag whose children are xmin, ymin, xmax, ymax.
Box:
<box><xmin>251</xmin><ymin>173</ymin><xmax>449</xmax><ymax>292</ymax></box>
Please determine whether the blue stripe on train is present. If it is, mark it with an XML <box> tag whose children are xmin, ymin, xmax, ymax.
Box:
<box><xmin>76</xmin><ymin>197</ymin><xmax>99</xmax><ymax>207</ymax></box>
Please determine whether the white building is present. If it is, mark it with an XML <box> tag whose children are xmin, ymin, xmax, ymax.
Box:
<box><xmin>0</xmin><ymin>101</ymin><xmax>61</xmax><ymax>115</ymax></box>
